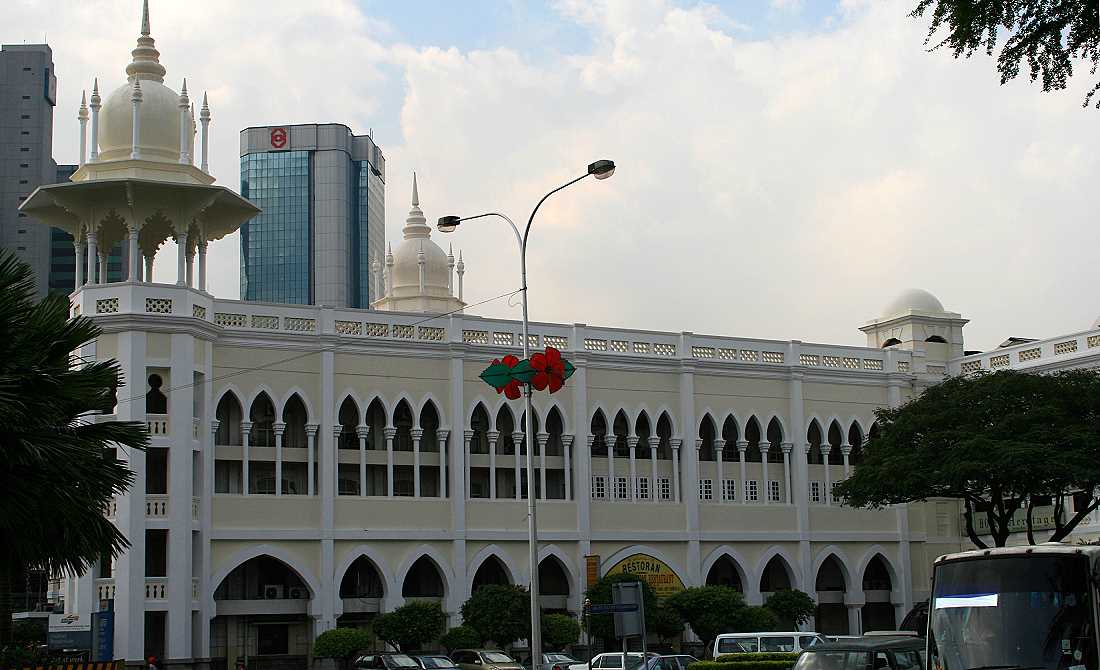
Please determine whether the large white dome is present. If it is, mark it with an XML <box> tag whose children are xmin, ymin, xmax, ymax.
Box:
<box><xmin>883</xmin><ymin>288</ymin><xmax>945</xmax><ymax>317</ymax></box>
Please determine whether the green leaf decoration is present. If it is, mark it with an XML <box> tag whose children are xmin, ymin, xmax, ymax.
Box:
<box><xmin>479</xmin><ymin>363</ymin><xmax>513</xmax><ymax>389</ymax></box>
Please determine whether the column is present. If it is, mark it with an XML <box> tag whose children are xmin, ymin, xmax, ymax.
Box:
<box><xmin>627</xmin><ymin>437</ymin><xmax>638</xmax><ymax>501</ymax></box>
<box><xmin>198</xmin><ymin>240</ymin><xmax>208</xmax><ymax>291</ymax></box>
<box><xmin>649</xmin><ymin>439</ymin><xmax>658</xmax><ymax>501</ymax></box>
<box><xmin>185</xmin><ymin>250</ymin><xmax>195</xmax><ymax>288</ymax></box>
<box><xmin>357</xmin><ymin>425</ymin><xmax>369</xmax><ymax>496</ymax></box>
<box><xmin>512</xmin><ymin>431</ymin><xmax>524</xmax><ymax>500</ymax></box>
<box><xmin>175</xmin><ymin>231</ymin><xmax>188</xmax><ymax>286</ymax></box>
<box><xmin>332</xmin><ymin>425</ymin><xmax>342</xmax><ymax>494</ymax></box>
<box><xmin>563</xmin><ymin>435</ymin><xmax>573</xmax><ymax>501</ymax></box>
<box><xmin>274</xmin><ymin>422</ymin><xmax>286</xmax><ymax>496</ymax></box>
<box><xmin>715</xmin><ymin>439</ymin><xmax>726</xmax><ymax>502</ymax></box>
<box><xmin>89</xmin><ymin>80</ymin><xmax>101</xmax><ymax>163</ymax></box>
<box><xmin>98</xmin><ymin>253</ymin><xmax>107</xmax><ymax>284</ymax></box>
<box><xmin>488</xmin><ymin>431</ymin><xmax>499</xmax><ymax>499</ymax></box>
<box><xmin>463</xmin><ymin>431</ymin><xmax>473</xmax><ymax>499</ymax></box>
<box><xmin>130</xmin><ymin>80</ymin><xmax>142</xmax><ymax>159</ymax></box>
<box><xmin>144</xmin><ymin>254</ymin><xmax>154</xmax><ymax>283</ymax></box>
<box><xmin>823</xmin><ymin>446</ymin><xmax>832</xmax><ymax>505</ymax></box>
<box><xmin>671</xmin><ymin>439</ymin><xmax>682</xmax><ymax>502</ymax></box>
<box><xmin>606</xmin><ymin>438</ymin><xmax>615</xmax><ymax>500</ymax></box>
<box><xmin>126</xmin><ymin>223</ymin><xmax>140</xmax><ymax>282</ymax></box>
<box><xmin>841</xmin><ymin>444</ymin><xmax>851</xmax><ymax>479</ymax></box>
<box><xmin>73</xmin><ymin>240</ymin><xmax>85</xmax><ymax>288</ymax></box>
<box><xmin>86</xmin><ymin>231</ymin><xmax>97</xmax><ymax>285</ymax></box>
<box><xmin>847</xmin><ymin>603</ymin><xmax>862</xmax><ymax>635</ymax></box>
<box><xmin>241</xmin><ymin>422</ymin><xmax>252</xmax><ymax>495</ymax></box>
<box><xmin>384</xmin><ymin>427</ymin><xmax>396</xmax><ymax>497</ymax></box>
<box><xmin>537</xmin><ymin>432</ymin><xmax>548</xmax><ymax>500</ymax></box>
<box><xmin>737</xmin><ymin>440</ymin><xmax>748</xmax><ymax>503</ymax></box>
<box><xmin>306</xmin><ymin>424</ymin><xmax>319</xmax><ymax>496</ymax></box>
<box><xmin>782</xmin><ymin>443</ymin><xmax>793</xmax><ymax>504</ymax></box>
<box><xmin>761</xmin><ymin>443</ymin><xmax>771</xmax><ymax>503</ymax></box>
<box><xmin>411</xmin><ymin>428</ymin><xmax>423</xmax><ymax>498</ymax></box>
<box><xmin>694</xmin><ymin>439</ymin><xmax>703</xmax><ymax>500</ymax></box>
<box><xmin>437</xmin><ymin>430</ymin><xmax>449</xmax><ymax>498</ymax></box>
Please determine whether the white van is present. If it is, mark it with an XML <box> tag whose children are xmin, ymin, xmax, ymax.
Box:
<box><xmin>713</xmin><ymin>632</ymin><xmax>827</xmax><ymax>657</ymax></box>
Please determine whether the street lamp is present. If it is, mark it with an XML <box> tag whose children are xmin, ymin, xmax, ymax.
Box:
<box><xmin>438</xmin><ymin>159</ymin><xmax>615</xmax><ymax>666</ymax></box>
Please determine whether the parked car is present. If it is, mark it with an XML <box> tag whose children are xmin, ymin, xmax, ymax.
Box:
<box><xmin>567</xmin><ymin>652</ymin><xmax>658</xmax><ymax>670</ymax></box>
<box><xmin>451</xmin><ymin>650</ymin><xmax>524</xmax><ymax>670</ymax></box>
<box><xmin>792</xmin><ymin>636</ymin><xmax>925</xmax><ymax>670</ymax></box>
<box><xmin>713</xmin><ymin>632</ymin><xmax>827</xmax><ymax>656</ymax></box>
<box><xmin>824</xmin><ymin>636</ymin><xmax>861</xmax><ymax>643</ymax></box>
<box><xmin>522</xmin><ymin>652</ymin><xmax>579</xmax><ymax>670</ymax></box>
<box><xmin>898</xmin><ymin>600</ymin><xmax>928</xmax><ymax>636</ymax></box>
<box><xmin>417</xmin><ymin>656</ymin><xmax>461</xmax><ymax>670</ymax></box>
<box><xmin>357</xmin><ymin>654</ymin><xmax>423</xmax><ymax>670</ymax></box>
<box><xmin>644</xmin><ymin>654</ymin><xmax>699</xmax><ymax>670</ymax></box>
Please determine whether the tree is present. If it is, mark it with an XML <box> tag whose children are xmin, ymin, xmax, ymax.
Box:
<box><xmin>763</xmin><ymin>590</ymin><xmax>816</xmax><ymax>629</ymax></box>
<box><xmin>314</xmin><ymin>627</ymin><xmax>375</xmax><ymax>670</ymax></box>
<box><xmin>0</xmin><ymin>251</ymin><xmax>148</xmax><ymax>645</ymax></box>
<box><xmin>461</xmin><ymin>584</ymin><xmax>531</xmax><ymax>649</ymax></box>
<box><xmin>649</xmin><ymin>606</ymin><xmax>685</xmax><ymax>646</ymax></box>
<box><xmin>834</xmin><ymin>370</ymin><xmax>1100</xmax><ymax>548</ymax></box>
<box><xmin>373</xmin><ymin>601</ymin><xmax>446</xmax><ymax>652</ymax></box>
<box><xmin>732</xmin><ymin>607</ymin><xmax>778</xmax><ymax>634</ymax></box>
<box><xmin>439</xmin><ymin>625</ymin><xmax>482</xmax><ymax>652</ymax></box>
<box><xmin>911</xmin><ymin>0</ymin><xmax>1100</xmax><ymax>108</ymax></box>
<box><xmin>583</xmin><ymin>573</ymin><xmax>658</xmax><ymax>643</ymax></box>
<box><xmin>665</xmin><ymin>586</ymin><xmax>749</xmax><ymax>658</ymax></box>
<box><xmin>541</xmin><ymin>613</ymin><xmax>580</xmax><ymax>651</ymax></box>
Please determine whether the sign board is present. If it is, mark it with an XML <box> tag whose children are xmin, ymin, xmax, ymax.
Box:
<box><xmin>270</xmin><ymin>127</ymin><xmax>288</xmax><ymax>149</ymax></box>
<box><xmin>92</xmin><ymin>610</ymin><xmax>114</xmax><ymax>661</ymax></box>
<box><xmin>48</xmin><ymin>612</ymin><xmax>91</xmax><ymax>650</ymax></box>
<box><xmin>963</xmin><ymin>505</ymin><xmax>1059</xmax><ymax>535</ymax></box>
<box><xmin>612</xmin><ymin>581</ymin><xmax>645</xmax><ymax>639</ymax></box>
<box><xmin>606</xmin><ymin>553</ymin><xmax>685</xmax><ymax>598</ymax></box>
<box><xmin>585</xmin><ymin>555</ymin><xmax>600</xmax><ymax>589</ymax></box>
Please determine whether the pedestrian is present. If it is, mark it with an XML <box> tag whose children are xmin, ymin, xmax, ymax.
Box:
<box><xmin>148</xmin><ymin>656</ymin><xmax>159</xmax><ymax>670</ymax></box>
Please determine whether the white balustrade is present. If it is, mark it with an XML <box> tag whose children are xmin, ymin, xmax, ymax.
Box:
<box><xmin>145</xmin><ymin>578</ymin><xmax>167</xmax><ymax>600</ymax></box>
<box><xmin>146</xmin><ymin>495</ymin><xmax>168</xmax><ymax>518</ymax></box>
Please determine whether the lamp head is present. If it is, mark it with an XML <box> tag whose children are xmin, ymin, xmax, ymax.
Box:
<box><xmin>588</xmin><ymin>159</ymin><xmax>616</xmax><ymax>180</ymax></box>
<box><xmin>437</xmin><ymin>215</ymin><xmax>462</xmax><ymax>233</ymax></box>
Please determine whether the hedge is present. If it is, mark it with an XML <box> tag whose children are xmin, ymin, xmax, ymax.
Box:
<box><xmin>689</xmin><ymin>653</ymin><xmax>801</xmax><ymax>670</ymax></box>
<box><xmin>715</xmin><ymin>654</ymin><xmax>801</xmax><ymax>664</ymax></box>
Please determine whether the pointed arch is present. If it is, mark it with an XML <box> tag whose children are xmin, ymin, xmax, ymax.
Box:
<box><xmin>612</xmin><ymin>409</ymin><xmax>630</xmax><ymax>457</ymax></box>
<box><xmin>702</xmin><ymin>546</ymin><xmax>751</xmax><ymax>593</ymax></box>
<box><xmin>468</xmin><ymin>545</ymin><xmax>518</xmax><ymax>593</ymax></box>
<box><xmin>419</xmin><ymin>399</ymin><xmax>441</xmax><ymax>453</ymax></box>
<box><xmin>397</xmin><ymin>546</ymin><xmax>453</xmax><ymax>601</ymax></box>
<box><xmin>591</xmin><ymin>408</ymin><xmax>609</xmax><ymax>457</ymax></box>
<box><xmin>635</xmin><ymin>411</ymin><xmax>653</xmax><ymax>458</ymax></box>
<box><xmin>756</xmin><ymin>546</ymin><xmax>801</xmax><ymax>592</ymax></box>
<box><xmin>856</xmin><ymin>548</ymin><xmax>898</xmax><ymax>592</ymax></box>
<box><xmin>364</xmin><ymin>396</ymin><xmax>388</xmax><ymax>449</ymax></box>
<box><xmin>744</xmin><ymin>415</ymin><xmax>763</xmax><ymax>463</ymax></box>
<box><xmin>337</xmin><ymin>552</ymin><xmax>388</xmax><ymax>600</ymax></box>
<box><xmin>546</xmin><ymin>406</ymin><xmax>566</xmax><ymax>457</ymax></box>
<box><xmin>698</xmin><ymin>413</ymin><xmax>717</xmax><ymax>461</ymax></box>
<box><xmin>337</xmin><ymin>395</ymin><xmax>360</xmax><ymax>450</ymax></box>
<box><xmin>847</xmin><ymin>419</ymin><xmax>866</xmax><ymax>465</ymax></box>
<box><xmin>766</xmin><ymin>416</ymin><xmax>785</xmax><ymax>463</ymax></box>
<box><xmin>393</xmin><ymin>398</ymin><xmax>415</xmax><ymax>452</ymax></box>
<box><xmin>537</xmin><ymin>545</ymin><xmax>579</xmax><ymax>601</ymax></box>
<box><xmin>470</xmin><ymin>401</ymin><xmax>491</xmax><ymax>455</ymax></box>
<box><xmin>416</xmin><ymin>392</ymin><xmax>446</xmax><ymax>428</ymax></box>
<box><xmin>335</xmin><ymin>545</ymin><xmax>393</xmax><ymax>600</ymax></box>
<box><xmin>282</xmin><ymin>392</ymin><xmax>310</xmax><ymax>448</ymax></box>
<box><xmin>812</xmin><ymin>546</ymin><xmax>853</xmax><ymax>592</ymax></box>
<box><xmin>806</xmin><ymin>417</ymin><xmax>825</xmax><ymax>465</ymax></box>
<box><xmin>215</xmin><ymin>389</ymin><xmax>244</xmax><ymax>446</ymax></box>
<box><xmin>496</xmin><ymin>404</ymin><xmax>517</xmax><ymax>454</ymax></box>
<box><xmin>826</xmin><ymin>418</ymin><xmax>845</xmax><ymax>465</ymax></box>
<box><xmin>656</xmin><ymin>411</ymin><xmax>674</xmax><ymax>460</ymax></box>
<box><xmin>210</xmin><ymin>544</ymin><xmax>321</xmax><ymax>609</ymax></box>
<box><xmin>278</xmin><ymin>387</ymin><xmax>315</xmax><ymax>422</ymax></box>
<box><xmin>520</xmin><ymin>407</ymin><xmax>541</xmax><ymax>435</ymax></box>
<box><xmin>248</xmin><ymin>390</ymin><xmax>277</xmax><ymax>448</ymax></box>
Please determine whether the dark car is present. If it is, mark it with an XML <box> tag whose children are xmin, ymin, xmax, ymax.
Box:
<box><xmin>418</xmin><ymin>656</ymin><xmax>461</xmax><ymax>670</ymax></box>
<box><xmin>792</xmin><ymin>637</ymin><xmax>925</xmax><ymax>670</ymax></box>
<box><xmin>645</xmin><ymin>655</ymin><xmax>699</xmax><ymax>670</ymax></box>
<box><xmin>522</xmin><ymin>653</ymin><xmax>579</xmax><ymax>670</ymax></box>
<box><xmin>357</xmin><ymin>654</ymin><xmax>424</xmax><ymax>670</ymax></box>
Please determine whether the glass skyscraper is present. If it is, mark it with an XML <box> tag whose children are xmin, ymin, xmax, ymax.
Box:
<box><xmin>239</xmin><ymin>124</ymin><xmax>385</xmax><ymax>308</ymax></box>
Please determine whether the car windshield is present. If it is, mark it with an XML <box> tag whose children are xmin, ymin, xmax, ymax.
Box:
<box><xmin>930</xmin><ymin>554</ymin><xmax>1097</xmax><ymax>670</ymax></box>
<box><xmin>794</xmin><ymin>651</ymin><xmax>871</xmax><ymax>670</ymax></box>
<box><xmin>421</xmin><ymin>658</ymin><xmax>456</xmax><ymax>668</ymax></box>
<box><xmin>484</xmin><ymin>654</ymin><xmax>516</xmax><ymax>664</ymax></box>
<box><xmin>717</xmin><ymin>640</ymin><xmax>747</xmax><ymax>654</ymax></box>
<box><xmin>387</xmin><ymin>656</ymin><xmax>420</xmax><ymax>668</ymax></box>
<box><xmin>546</xmin><ymin>656</ymin><xmax>575</xmax><ymax>663</ymax></box>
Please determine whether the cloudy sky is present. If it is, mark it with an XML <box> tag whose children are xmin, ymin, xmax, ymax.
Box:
<box><xmin>5</xmin><ymin>0</ymin><xmax>1097</xmax><ymax>351</ymax></box>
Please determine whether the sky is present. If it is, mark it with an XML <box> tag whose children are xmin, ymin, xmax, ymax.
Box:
<box><xmin>4</xmin><ymin>0</ymin><xmax>1097</xmax><ymax>352</ymax></box>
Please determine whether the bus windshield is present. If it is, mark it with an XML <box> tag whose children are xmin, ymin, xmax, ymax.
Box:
<box><xmin>930</xmin><ymin>554</ymin><xmax>1096</xmax><ymax>670</ymax></box>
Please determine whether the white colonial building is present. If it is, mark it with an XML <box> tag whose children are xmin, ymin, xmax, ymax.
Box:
<box><xmin>19</xmin><ymin>4</ymin><xmax>1100</xmax><ymax>670</ymax></box>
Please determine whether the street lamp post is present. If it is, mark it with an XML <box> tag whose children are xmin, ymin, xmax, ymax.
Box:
<box><xmin>439</xmin><ymin>159</ymin><xmax>615</xmax><ymax>664</ymax></box>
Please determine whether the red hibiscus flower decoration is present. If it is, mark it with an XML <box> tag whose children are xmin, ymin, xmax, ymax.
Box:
<box><xmin>530</xmin><ymin>347</ymin><xmax>566</xmax><ymax>393</ymax></box>
<box><xmin>492</xmin><ymin>355</ymin><xmax>523</xmax><ymax>400</ymax></box>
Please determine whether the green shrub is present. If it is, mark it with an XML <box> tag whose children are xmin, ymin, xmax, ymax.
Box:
<box><xmin>688</xmin><ymin>660</ymin><xmax>797</xmax><ymax>670</ymax></box>
<box><xmin>541</xmin><ymin>613</ymin><xmax>581</xmax><ymax>650</ymax></box>
<box><xmin>439</xmin><ymin>625</ymin><xmax>483</xmax><ymax>651</ymax></box>
<box><xmin>314</xmin><ymin>627</ymin><xmax>375</xmax><ymax>662</ymax></box>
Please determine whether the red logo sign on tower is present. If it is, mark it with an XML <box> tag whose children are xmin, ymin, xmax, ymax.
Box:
<box><xmin>270</xmin><ymin>127</ymin><xmax>288</xmax><ymax>149</ymax></box>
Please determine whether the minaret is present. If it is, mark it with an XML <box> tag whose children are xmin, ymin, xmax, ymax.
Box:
<box><xmin>384</xmin><ymin>243</ymin><xmax>395</xmax><ymax>298</ymax></box>
<box><xmin>89</xmin><ymin>79</ymin><xmax>101</xmax><ymax>163</ymax></box>
<box><xmin>77</xmin><ymin>91</ymin><xmax>89</xmax><ymax>166</ymax></box>
<box><xmin>370</xmin><ymin>254</ymin><xmax>381</xmax><ymax>303</ymax></box>
<box><xmin>447</xmin><ymin>243</ymin><xmax>455</xmax><ymax>295</ymax></box>
<box><xmin>178</xmin><ymin>79</ymin><xmax>190</xmax><ymax>164</ymax></box>
<box><xmin>199</xmin><ymin>93</ymin><xmax>211</xmax><ymax>172</ymax></box>
<box><xmin>456</xmin><ymin>251</ymin><xmax>465</xmax><ymax>302</ymax></box>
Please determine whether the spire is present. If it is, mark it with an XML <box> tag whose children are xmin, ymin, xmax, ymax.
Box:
<box><xmin>402</xmin><ymin>172</ymin><xmax>430</xmax><ymax>240</ymax></box>
<box><xmin>90</xmin><ymin>78</ymin><xmax>101</xmax><ymax>106</ymax></box>
<box><xmin>200</xmin><ymin>92</ymin><xmax>210</xmax><ymax>120</ymax></box>
<box><xmin>78</xmin><ymin>91</ymin><xmax>89</xmax><ymax>120</ymax></box>
<box><xmin>126</xmin><ymin>0</ymin><xmax>166</xmax><ymax>82</ymax></box>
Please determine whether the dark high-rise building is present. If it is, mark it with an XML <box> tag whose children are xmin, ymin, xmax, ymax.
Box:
<box><xmin>239</xmin><ymin>123</ymin><xmax>385</xmax><ymax>307</ymax></box>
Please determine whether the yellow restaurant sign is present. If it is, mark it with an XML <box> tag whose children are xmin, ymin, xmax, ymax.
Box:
<box><xmin>606</xmin><ymin>553</ymin><xmax>685</xmax><ymax>598</ymax></box>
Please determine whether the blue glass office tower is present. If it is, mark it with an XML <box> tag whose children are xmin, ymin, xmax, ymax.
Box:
<box><xmin>239</xmin><ymin>124</ymin><xmax>385</xmax><ymax>307</ymax></box>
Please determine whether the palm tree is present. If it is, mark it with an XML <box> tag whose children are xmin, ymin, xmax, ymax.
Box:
<box><xmin>0</xmin><ymin>250</ymin><xmax>148</xmax><ymax>646</ymax></box>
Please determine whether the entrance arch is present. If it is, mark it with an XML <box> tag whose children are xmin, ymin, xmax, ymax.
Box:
<box><xmin>861</xmin><ymin>554</ymin><xmax>897</xmax><ymax>632</ymax></box>
<box><xmin>815</xmin><ymin>554</ymin><xmax>850</xmax><ymax>635</ymax></box>
<box><xmin>705</xmin><ymin>554</ymin><xmax>746</xmax><ymax>593</ymax></box>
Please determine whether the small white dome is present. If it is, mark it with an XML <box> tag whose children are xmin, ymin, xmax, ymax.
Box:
<box><xmin>883</xmin><ymin>288</ymin><xmax>945</xmax><ymax>317</ymax></box>
<box><xmin>99</xmin><ymin>79</ymin><xmax>186</xmax><ymax>162</ymax></box>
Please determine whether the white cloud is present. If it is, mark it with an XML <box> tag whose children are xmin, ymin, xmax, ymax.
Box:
<box><xmin>4</xmin><ymin>0</ymin><xmax>1097</xmax><ymax>351</ymax></box>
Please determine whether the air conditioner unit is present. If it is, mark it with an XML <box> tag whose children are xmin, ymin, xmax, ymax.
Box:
<box><xmin>263</xmin><ymin>584</ymin><xmax>284</xmax><ymax>599</ymax></box>
<box><xmin>289</xmin><ymin>587</ymin><xmax>305</xmax><ymax>599</ymax></box>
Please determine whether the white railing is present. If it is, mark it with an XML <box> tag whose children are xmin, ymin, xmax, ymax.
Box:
<box><xmin>147</xmin><ymin>414</ymin><xmax>169</xmax><ymax>436</ymax></box>
<box><xmin>146</xmin><ymin>495</ymin><xmax>168</xmax><ymax>518</ymax></box>
<box><xmin>95</xmin><ymin>578</ymin><xmax>115</xmax><ymax>601</ymax></box>
<box><xmin>951</xmin><ymin>327</ymin><xmax>1100</xmax><ymax>375</ymax></box>
<box><xmin>145</xmin><ymin>578</ymin><xmax>167</xmax><ymax>600</ymax></box>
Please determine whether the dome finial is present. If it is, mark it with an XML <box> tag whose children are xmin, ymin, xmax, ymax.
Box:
<box><xmin>402</xmin><ymin>172</ymin><xmax>430</xmax><ymax>240</ymax></box>
<box><xmin>412</xmin><ymin>171</ymin><xmax>419</xmax><ymax>207</ymax></box>
<box><xmin>141</xmin><ymin>0</ymin><xmax>151</xmax><ymax>36</ymax></box>
<box><xmin>126</xmin><ymin>0</ymin><xmax>166</xmax><ymax>83</ymax></box>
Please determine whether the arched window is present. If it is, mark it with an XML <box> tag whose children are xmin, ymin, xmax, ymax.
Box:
<box><xmin>538</xmin><ymin>557</ymin><xmax>570</xmax><ymax>597</ymax></box>
<box><xmin>472</xmin><ymin>556</ymin><xmax>511</xmax><ymax>592</ymax></box>
<box><xmin>546</xmin><ymin>407</ymin><xmax>565</xmax><ymax>457</ymax></box>
<box><xmin>698</xmin><ymin>415</ymin><xmax>716</xmax><ymax>461</ymax></box>
<box><xmin>848</xmin><ymin>423</ymin><xmax>865</xmax><ymax>465</ymax></box>
<box><xmin>760</xmin><ymin>555</ymin><xmax>793</xmax><ymax>593</ymax></box>
<box><xmin>420</xmin><ymin>402</ymin><xmax>440</xmax><ymax>452</ymax></box>
<box><xmin>496</xmin><ymin>406</ymin><xmax>516</xmax><ymax>455</ymax></box>
<box><xmin>590</xmin><ymin>410</ymin><xmax>608</xmax><ymax>458</ymax></box>
<box><xmin>146</xmin><ymin>374</ymin><xmax>167</xmax><ymax>414</ymax></box>
<box><xmin>338</xmin><ymin>397</ymin><xmax>359</xmax><ymax>450</ymax></box>
<box><xmin>393</xmin><ymin>400</ymin><xmax>414</xmax><ymax>452</ymax></box>
<box><xmin>214</xmin><ymin>556</ymin><xmax>309</xmax><ymax>601</ymax></box>
<box><xmin>807</xmin><ymin>420</ymin><xmax>824</xmax><ymax>465</ymax></box>
<box><xmin>815</xmin><ymin>555</ymin><xmax>849</xmax><ymax>635</ymax></box>
<box><xmin>215</xmin><ymin>392</ymin><xmax>243</xmax><ymax>446</ymax></box>
<box><xmin>744</xmin><ymin>417</ymin><xmax>763</xmax><ymax>463</ymax></box>
<box><xmin>402</xmin><ymin>557</ymin><xmax>444</xmax><ymax>598</ymax></box>
<box><xmin>470</xmin><ymin>404</ymin><xmax>490</xmax><ymax>455</ymax></box>
<box><xmin>520</xmin><ymin>409</ymin><xmax>540</xmax><ymax>455</ymax></box>
<box><xmin>635</xmin><ymin>413</ymin><xmax>652</xmax><ymax>460</ymax></box>
<box><xmin>364</xmin><ymin>398</ymin><xmax>386</xmax><ymax>450</ymax></box>
<box><xmin>339</xmin><ymin>556</ymin><xmax>384</xmax><ymax>599</ymax></box>
<box><xmin>249</xmin><ymin>393</ymin><xmax>276</xmax><ymax>447</ymax></box>
<box><xmin>766</xmin><ymin>417</ymin><xmax>784</xmax><ymax>463</ymax></box>
<box><xmin>656</xmin><ymin>412</ymin><xmax>673</xmax><ymax>460</ymax></box>
<box><xmin>721</xmin><ymin>416</ymin><xmax>739</xmax><ymax>462</ymax></box>
<box><xmin>282</xmin><ymin>394</ymin><xmax>309</xmax><ymax>448</ymax></box>
<box><xmin>706</xmin><ymin>555</ymin><xmax>744</xmax><ymax>592</ymax></box>
<box><xmin>827</xmin><ymin>421</ymin><xmax>845</xmax><ymax>466</ymax></box>
<box><xmin>881</xmin><ymin>338</ymin><xmax>902</xmax><ymax>348</ymax></box>
<box><xmin>612</xmin><ymin>410</ymin><xmax>630</xmax><ymax>458</ymax></box>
